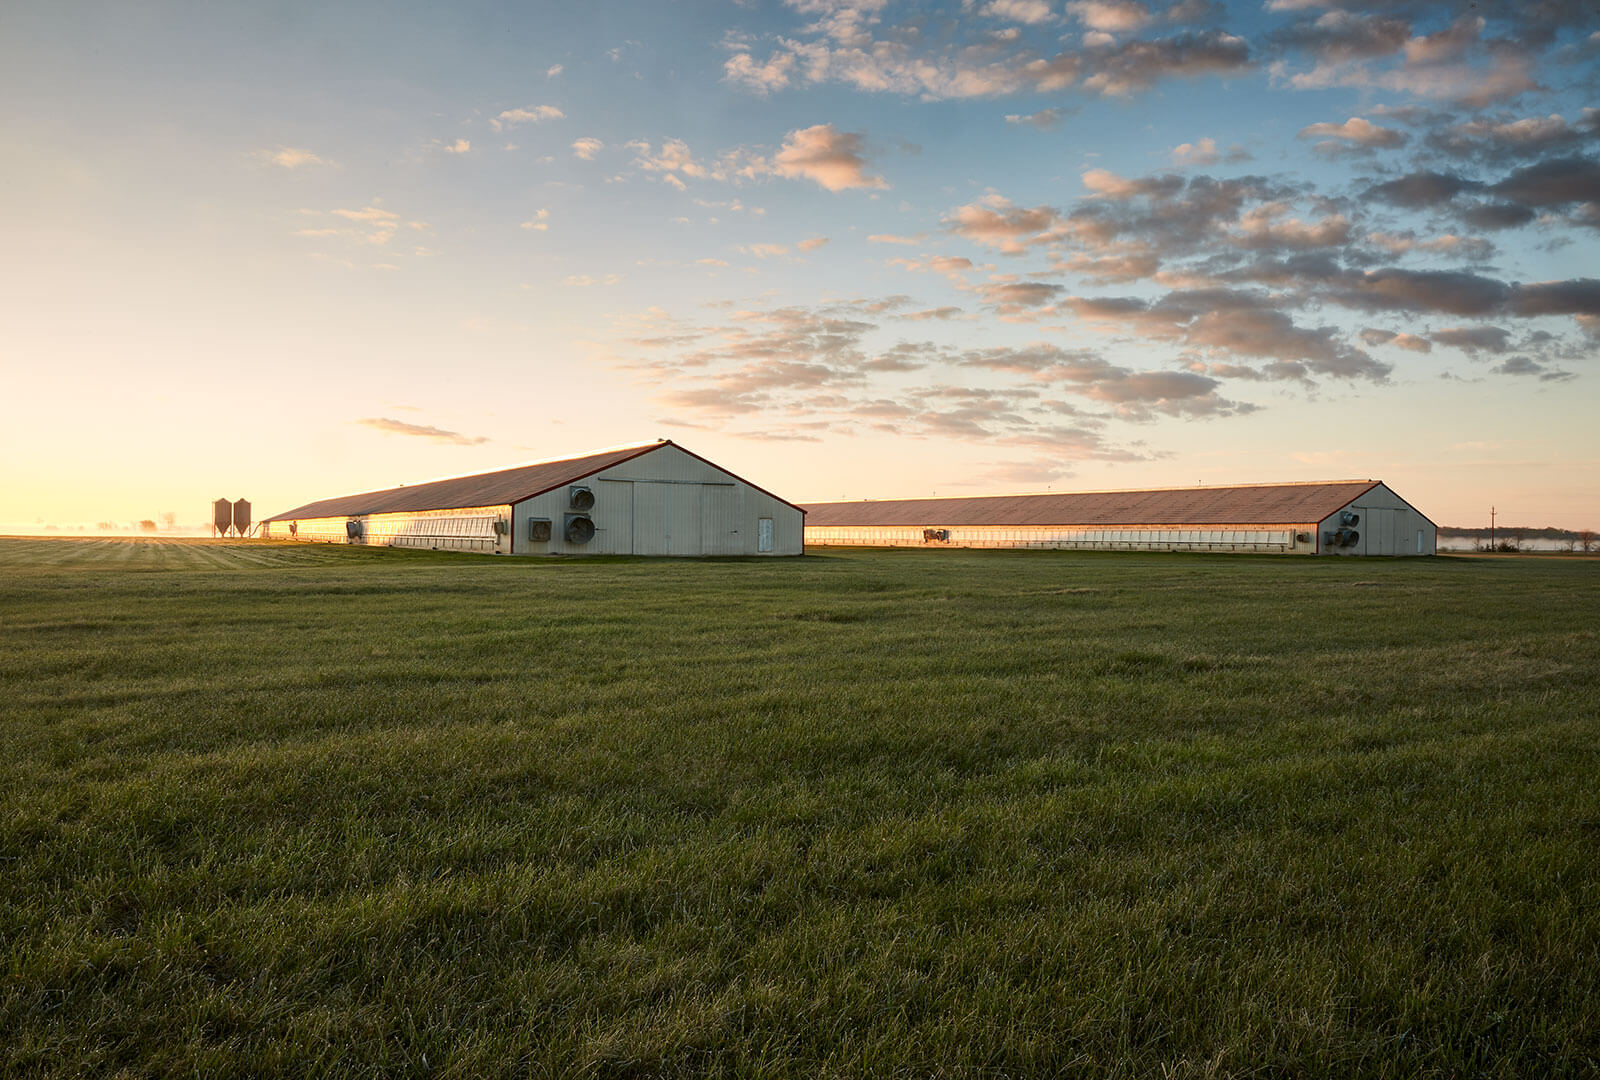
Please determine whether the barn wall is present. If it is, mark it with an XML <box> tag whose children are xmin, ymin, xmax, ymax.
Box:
<box><xmin>805</xmin><ymin>524</ymin><xmax>1319</xmax><ymax>553</ymax></box>
<box><xmin>261</xmin><ymin>505</ymin><xmax>509</xmax><ymax>553</ymax></box>
<box><xmin>1319</xmin><ymin>483</ymin><xmax>1436</xmax><ymax>556</ymax></box>
<box><xmin>512</xmin><ymin>444</ymin><xmax>803</xmax><ymax>556</ymax></box>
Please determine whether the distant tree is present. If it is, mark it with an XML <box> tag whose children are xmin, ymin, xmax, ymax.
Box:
<box><xmin>95</xmin><ymin>521</ymin><xmax>114</xmax><ymax>531</ymax></box>
<box><xmin>159</xmin><ymin>511</ymin><xmax>176</xmax><ymax>531</ymax></box>
<box><xmin>138</xmin><ymin>519</ymin><xmax>158</xmax><ymax>533</ymax></box>
<box><xmin>1581</xmin><ymin>529</ymin><xmax>1597</xmax><ymax>554</ymax></box>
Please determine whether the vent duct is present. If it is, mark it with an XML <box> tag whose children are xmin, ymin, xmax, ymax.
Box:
<box><xmin>568</xmin><ymin>485</ymin><xmax>596</xmax><ymax>511</ymax></box>
<box><xmin>564</xmin><ymin>513</ymin><xmax>595</xmax><ymax>544</ymax></box>
<box><xmin>1340</xmin><ymin>510</ymin><xmax>1360</xmax><ymax>527</ymax></box>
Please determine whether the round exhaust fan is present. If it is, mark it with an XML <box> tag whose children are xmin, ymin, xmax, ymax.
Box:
<box><xmin>569</xmin><ymin>485</ymin><xmax>596</xmax><ymax>511</ymax></box>
<box><xmin>564</xmin><ymin>514</ymin><xmax>595</xmax><ymax>544</ymax></box>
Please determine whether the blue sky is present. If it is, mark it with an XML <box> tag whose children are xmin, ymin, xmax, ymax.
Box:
<box><xmin>3</xmin><ymin>0</ymin><xmax>1597</xmax><ymax>530</ymax></box>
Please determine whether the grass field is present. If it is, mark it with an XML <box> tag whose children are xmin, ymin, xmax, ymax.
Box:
<box><xmin>2</xmin><ymin>537</ymin><xmax>1597</xmax><ymax>1078</ymax></box>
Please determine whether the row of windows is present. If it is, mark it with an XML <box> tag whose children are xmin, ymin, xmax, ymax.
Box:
<box><xmin>807</xmin><ymin>527</ymin><xmax>1294</xmax><ymax>547</ymax></box>
<box><xmin>265</xmin><ymin>514</ymin><xmax>500</xmax><ymax>543</ymax></box>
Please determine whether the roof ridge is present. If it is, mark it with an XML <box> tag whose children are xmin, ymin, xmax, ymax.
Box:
<box><xmin>806</xmin><ymin>479</ymin><xmax>1379</xmax><ymax>504</ymax></box>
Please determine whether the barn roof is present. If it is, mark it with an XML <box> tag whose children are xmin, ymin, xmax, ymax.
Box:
<box><xmin>803</xmin><ymin>480</ymin><xmax>1385</xmax><ymax>528</ymax></box>
<box><xmin>264</xmin><ymin>442</ymin><xmax>666</xmax><ymax>521</ymax></box>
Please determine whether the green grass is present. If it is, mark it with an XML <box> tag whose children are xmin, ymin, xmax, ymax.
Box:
<box><xmin>2</xmin><ymin>537</ymin><xmax>1597</xmax><ymax>1078</ymax></box>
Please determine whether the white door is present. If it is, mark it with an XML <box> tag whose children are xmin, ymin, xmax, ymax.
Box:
<box><xmin>758</xmin><ymin>517</ymin><xmax>773</xmax><ymax>553</ymax></box>
<box><xmin>666</xmin><ymin>485</ymin><xmax>703</xmax><ymax>556</ymax></box>
<box><xmin>632</xmin><ymin>483</ymin><xmax>668</xmax><ymax>555</ymax></box>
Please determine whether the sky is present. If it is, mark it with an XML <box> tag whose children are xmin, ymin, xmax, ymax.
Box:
<box><xmin>3</xmin><ymin>0</ymin><xmax>1597</xmax><ymax>533</ymax></box>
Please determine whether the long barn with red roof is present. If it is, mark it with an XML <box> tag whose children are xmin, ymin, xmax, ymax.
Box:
<box><xmin>262</xmin><ymin>440</ymin><xmax>804</xmax><ymax>556</ymax></box>
<box><xmin>803</xmin><ymin>480</ymin><xmax>1434</xmax><ymax>556</ymax></box>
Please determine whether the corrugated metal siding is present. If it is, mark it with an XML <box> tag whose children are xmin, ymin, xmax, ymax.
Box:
<box><xmin>512</xmin><ymin>444</ymin><xmax>802</xmax><ymax>556</ymax></box>
<box><xmin>1318</xmin><ymin>483</ymin><xmax>1436</xmax><ymax>556</ymax></box>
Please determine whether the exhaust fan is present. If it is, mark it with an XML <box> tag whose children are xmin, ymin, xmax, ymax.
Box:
<box><xmin>568</xmin><ymin>485</ymin><xmax>596</xmax><ymax>511</ymax></box>
<box><xmin>564</xmin><ymin>514</ymin><xmax>595</xmax><ymax>544</ymax></box>
<box><xmin>528</xmin><ymin>518</ymin><xmax>552</xmax><ymax>543</ymax></box>
<box><xmin>345</xmin><ymin>520</ymin><xmax>363</xmax><ymax>539</ymax></box>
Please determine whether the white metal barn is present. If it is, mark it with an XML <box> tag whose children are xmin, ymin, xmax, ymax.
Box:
<box><xmin>261</xmin><ymin>441</ymin><xmax>805</xmax><ymax>556</ymax></box>
<box><xmin>804</xmin><ymin>480</ymin><xmax>1435</xmax><ymax>556</ymax></box>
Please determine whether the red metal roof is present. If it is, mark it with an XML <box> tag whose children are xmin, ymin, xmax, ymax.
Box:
<box><xmin>803</xmin><ymin>481</ymin><xmax>1383</xmax><ymax>528</ymax></box>
<box><xmin>264</xmin><ymin>442</ymin><xmax>665</xmax><ymax>521</ymax></box>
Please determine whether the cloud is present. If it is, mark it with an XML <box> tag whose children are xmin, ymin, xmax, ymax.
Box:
<box><xmin>724</xmin><ymin>50</ymin><xmax>796</xmax><ymax>93</ymax></box>
<box><xmin>1006</xmin><ymin>108</ymin><xmax>1066</xmax><ymax>129</ymax></box>
<box><xmin>614</xmin><ymin>301</ymin><xmax>1159</xmax><ymax>456</ymax></box>
<box><xmin>546</xmin><ymin>64</ymin><xmax>563</xmax><ymax>78</ymax></box>
<box><xmin>1428</xmin><ymin>113</ymin><xmax>1597</xmax><ymax>161</ymax></box>
<box><xmin>982</xmin><ymin>0</ymin><xmax>1056</xmax><ymax>25</ymax></box>
<box><xmin>257</xmin><ymin>147</ymin><xmax>329</xmax><ymax>168</ymax></box>
<box><xmin>491</xmin><ymin>105</ymin><xmax>565</xmax><ymax>131</ymax></box>
<box><xmin>564</xmin><ymin>273</ymin><xmax>623</xmax><ymax>286</ymax></box>
<box><xmin>1081</xmin><ymin>30</ymin><xmax>1251</xmax><ymax>96</ymax></box>
<box><xmin>1491</xmin><ymin>355</ymin><xmax>1572</xmax><ymax>380</ymax></box>
<box><xmin>1171</xmin><ymin>136</ymin><xmax>1219</xmax><ymax>165</ymax></box>
<box><xmin>1273</xmin><ymin>10</ymin><xmax>1410</xmax><ymax>64</ymax></box>
<box><xmin>1507</xmin><ymin>279</ymin><xmax>1600</xmax><ymax>317</ymax></box>
<box><xmin>1297</xmin><ymin>116</ymin><xmax>1406</xmax><ymax>148</ymax></box>
<box><xmin>1066</xmin><ymin>0</ymin><xmax>1150</xmax><ymax>32</ymax></box>
<box><xmin>961</xmin><ymin>342</ymin><xmax>1251</xmax><ymax>418</ymax></box>
<box><xmin>331</xmin><ymin>207</ymin><xmax>398</xmax><ymax>223</ymax></box>
<box><xmin>797</xmin><ymin>235</ymin><xmax>831</xmax><ymax>251</ymax></box>
<box><xmin>357</xmin><ymin>418</ymin><xmax>489</xmax><ymax>446</ymax></box>
<box><xmin>571</xmin><ymin>137</ymin><xmax>604</xmax><ymax>160</ymax></box>
<box><xmin>1325</xmin><ymin>267</ymin><xmax>1512</xmax><ymax>316</ymax></box>
<box><xmin>1360</xmin><ymin>328</ymin><xmax>1433</xmax><ymax>352</ymax></box>
<box><xmin>1366</xmin><ymin>170</ymin><xmax>1479</xmax><ymax>208</ymax></box>
<box><xmin>773</xmin><ymin>124</ymin><xmax>889</xmax><ymax>191</ymax></box>
<box><xmin>1490</xmin><ymin>156</ymin><xmax>1600</xmax><ymax>209</ymax></box>
<box><xmin>1432</xmin><ymin>326</ymin><xmax>1511</xmax><ymax>355</ymax></box>
<box><xmin>1080</xmin><ymin>168</ymin><xmax>1183</xmax><ymax>199</ymax></box>
<box><xmin>520</xmin><ymin>209</ymin><xmax>549</xmax><ymax>231</ymax></box>
<box><xmin>868</xmin><ymin>232</ymin><xmax>923</xmax><ymax>244</ymax></box>
<box><xmin>945</xmin><ymin>194</ymin><xmax>1062</xmax><ymax>252</ymax></box>
<box><xmin>1402</xmin><ymin>15</ymin><xmax>1483</xmax><ymax>65</ymax></box>
<box><xmin>443</xmin><ymin>138</ymin><xmax>470</xmax><ymax>154</ymax></box>
<box><xmin>1232</xmin><ymin>203</ymin><xmax>1351</xmax><ymax>249</ymax></box>
<box><xmin>1460</xmin><ymin>202</ymin><xmax>1537</xmax><ymax>230</ymax></box>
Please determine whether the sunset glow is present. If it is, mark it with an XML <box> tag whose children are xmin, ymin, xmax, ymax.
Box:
<box><xmin>3</xmin><ymin>1</ymin><xmax>1596</xmax><ymax>533</ymax></box>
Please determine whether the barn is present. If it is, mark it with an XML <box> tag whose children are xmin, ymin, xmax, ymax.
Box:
<box><xmin>260</xmin><ymin>441</ymin><xmax>804</xmax><ymax>556</ymax></box>
<box><xmin>804</xmin><ymin>480</ymin><xmax>1435</xmax><ymax>556</ymax></box>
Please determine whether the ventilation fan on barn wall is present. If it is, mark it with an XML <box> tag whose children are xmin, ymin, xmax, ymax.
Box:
<box><xmin>564</xmin><ymin>514</ymin><xmax>595</xmax><ymax>544</ymax></box>
<box><xmin>568</xmin><ymin>485</ymin><xmax>595</xmax><ymax>511</ymax></box>
<box><xmin>528</xmin><ymin>518</ymin><xmax>553</xmax><ymax>543</ymax></box>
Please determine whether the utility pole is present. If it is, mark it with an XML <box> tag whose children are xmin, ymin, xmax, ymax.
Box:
<box><xmin>1490</xmin><ymin>506</ymin><xmax>1496</xmax><ymax>551</ymax></box>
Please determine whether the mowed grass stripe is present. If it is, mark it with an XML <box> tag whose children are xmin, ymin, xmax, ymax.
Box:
<box><xmin>1</xmin><ymin>538</ymin><xmax>1597</xmax><ymax>1077</ymax></box>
